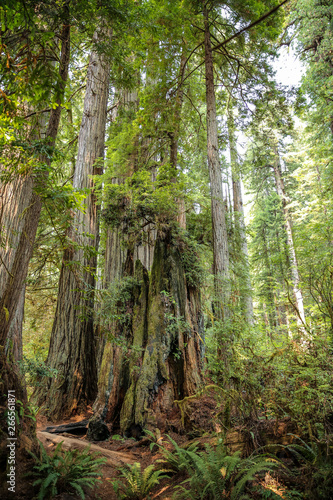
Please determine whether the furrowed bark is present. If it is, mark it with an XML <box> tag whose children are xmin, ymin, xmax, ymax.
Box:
<box><xmin>203</xmin><ymin>6</ymin><xmax>230</xmax><ymax>320</ymax></box>
<box><xmin>34</xmin><ymin>27</ymin><xmax>111</xmax><ymax>420</ymax></box>
<box><xmin>89</xmin><ymin>233</ymin><xmax>204</xmax><ymax>438</ymax></box>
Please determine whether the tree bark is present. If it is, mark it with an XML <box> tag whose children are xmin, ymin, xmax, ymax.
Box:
<box><xmin>227</xmin><ymin>111</ymin><xmax>254</xmax><ymax>324</ymax></box>
<box><xmin>170</xmin><ymin>51</ymin><xmax>187</xmax><ymax>230</ymax></box>
<box><xmin>35</xmin><ymin>27</ymin><xmax>111</xmax><ymax>420</ymax></box>
<box><xmin>272</xmin><ymin>146</ymin><xmax>306</xmax><ymax>326</ymax></box>
<box><xmin>0</xmin><ymin>18</ymin><xmax>70</xmax><ymax>462</ymax></box>
<box><xmin>5</xmin><ymin>285</ymin><xmax>25</xmax><ymax>363</ymax></box>
<box><xmin>90</xmin><ymin>233</ymin><xmax>204</xmax><ymax>437</ymax></box>
<box><xmin>203</xmin><ymin>7</ymin><xmax>230</xmax><ymax>319</ymax></box>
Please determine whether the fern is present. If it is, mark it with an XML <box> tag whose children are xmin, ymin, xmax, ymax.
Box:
<box><xmin>172</xmin><ymin>443</ymin><xmax>278</xmax><ymax>500</ymax></box>
<box><xmin>157</xmin><ymin>434</ymin><xmax>199</xmax><ymax>472</ymax></box>
<box><xmin>29</xmin><ymin>441</ymin><xmax>106</xmax><ymax>499</ymax></box>
<box><xmin>112</xmin><ymin>462</ymin><xmax>170</xmax><ymax>499</ymax></box>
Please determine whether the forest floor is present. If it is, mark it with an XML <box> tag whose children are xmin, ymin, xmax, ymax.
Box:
<box><xmin>17</xmin><ymin>412</ymin><xmax>193</xmax><ymax>500</ymax></box>
<box><xmin>8</xmin><ymin>394</ymin><xmax>294</xmax><ymax>499</ymax></box>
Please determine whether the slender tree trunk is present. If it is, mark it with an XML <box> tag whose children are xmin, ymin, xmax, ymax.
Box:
<box><xmin>170</xmin><ymin>51</ymin><xmax>187</xmax><ymax>230</ymax></box>
<box><xmin>227</xmin><ymin>111</ymin><xmax>253</xmax><ymax>324</ymax></box>
<box><xmin>203</xmin><ymin>7</ymin><xmax>230</xmax><ymax>319</ymax></box>
<box><xmin>272</xmin><ymin>146</ymin><xmax>306</xmax><ymax>326</ymax></box>
<box><xmin>262</xmin><ymin>228</ymin><xmax>279</xmax><ymax>333</ymax></box>
<box><xmin>35</xmin><ymin>28</ymin><xmax>111</xmax><ymax>420</ymax></box>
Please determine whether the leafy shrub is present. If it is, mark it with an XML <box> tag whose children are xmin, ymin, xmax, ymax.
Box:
<box><xmin>20</xmin><ymin>354</ymin><xmax>59</xmax><ymax>389</ymax></box>
<box><xmin>112</xmin><ymin>462</ymin><xmax>170</xmax><ymax>499</ymax></box>
<box><xmin>29</xmin><ymin>441</ymin><xmax>106</xmax><ymax>499</ymax></box>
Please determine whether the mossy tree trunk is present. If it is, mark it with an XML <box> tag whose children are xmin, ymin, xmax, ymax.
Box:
<box><xmin>90</xmin><ymin>233</ymin><xmax>204</xmax><ymax>437</ymax></box>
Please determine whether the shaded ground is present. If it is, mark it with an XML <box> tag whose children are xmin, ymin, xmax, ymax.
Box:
<box><xmin>1</xmin><ymin>393</ymin><xmax>299</xmax><ymax>500</ymax></box>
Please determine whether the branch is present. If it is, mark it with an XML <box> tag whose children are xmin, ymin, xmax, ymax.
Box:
<box><xmin>212</xmin><ymin>0</ymin><xmax>290</xmax><ymax>53</ymax></box>
<box><xmin>24</xmin><ymin>108</ymin><xmax>51</xmax><ymax>119</ymax></box>
<box><xmin>174</xmin><ymin>0</ymin><xmax>290</xmax><ymax>89</ymax></box>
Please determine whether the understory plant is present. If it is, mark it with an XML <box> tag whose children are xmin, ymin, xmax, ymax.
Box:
<box><xmin>149</xmin><ymin>432</ymin><xmax>200</xmax><ymax>472</ymax></box>
<box><xmin>165</xmin><ymin>441</ymin><xmax>278</xmax><ymax>500</ymax></box>
<box><xmin>152</xmin><ymin>433</ymin><xmax>280</xmax><ymax>499</ymax></box>
<box><xmin>112</xmin><ymin>462</ymin><xmax>170</xmax><ymax>499</ymax></box>
<box><xmin>29</xmin><ymin>441</ymin><xmax>106</xmax><ymax>499</ymax></box>
<box><xmin>278</xmin><ymin>435</ymin><xmax>333</xmax><ymax>499</ymax></box>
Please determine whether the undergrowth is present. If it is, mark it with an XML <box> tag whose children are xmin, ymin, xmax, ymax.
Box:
<box><xmin>29</xmin><ymin>441</ymin><xmax>106</xmax><ymax>499</ymax></box>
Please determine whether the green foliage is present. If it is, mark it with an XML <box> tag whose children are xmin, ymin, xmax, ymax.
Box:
<box><xmin>206</xmin><ymin>327</ymin><xmax>333</xmax><ymax>441</ymax></box>
<box><xmin>112</xmin><ymin>462</ymin><xmax>170</xmax><ymax>500</ymax></box>
<box><xmin>20</xmin><ymin>354</ymin><xmax>58</xmax><ymax>389</ymax></box>
<box><xmin>178</xmin><ymin>234</ymin><xmax>208</xmax><ymax>288</ymax></box>
<box><xmin>95</xmin><ymin>276</ymin><xmax>140</xmax><ymax>334</ymax></box>
<box><xmin>157</xmin><ymin>434</ymin><xmax>200</xmax><ymax>472</ymax></box>
<box><xmin>29</xmin><ymin>441</ymin><xmax>106</xmax><ymax>500</ymax></box>
<box><xmin>100</xmin><ymin>165</ymin><xmax>183</xmax><ymax>235</ymax></box>
<box><xmin>171</xmin><ymin>442</ymin><xmax>278</xmax><ymax>500</ymax></box>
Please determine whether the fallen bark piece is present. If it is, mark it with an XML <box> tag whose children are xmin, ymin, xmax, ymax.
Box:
<box><xmin>44</xmin><ymin>419</ymin><xmax>89</xmax><ymax>435</ymax></box>
<box><xmin>37</xmin><ymin>431</ymin><xmax>136</xmax><ymax>467</ymax></box>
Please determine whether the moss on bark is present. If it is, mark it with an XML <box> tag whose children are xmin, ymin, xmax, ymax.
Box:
<box><xmin>91</xmin><ymin>233</ymin><xmax>204</xmax><ymax>437</ymax></box>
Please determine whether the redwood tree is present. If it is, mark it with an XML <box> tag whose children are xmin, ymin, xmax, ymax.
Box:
<box><xmin>35</xmin><ymin>27</ymin><xmax>111</xmax><ymax>420</ymax></box>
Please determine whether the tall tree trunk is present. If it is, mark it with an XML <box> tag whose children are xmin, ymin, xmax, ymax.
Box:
<box><xmin>170</xmin><ymin>51</ymin><xmax>187</xmax><ymax>230</ymax></box>
<box><xmin>262</xmin><ymin>227</ymin><xmax>279</xmax><ymax>334</ymax></box>
<box><xmin>227</xmin><ymin>111</ymin><xmax>253</xmax><ymax>324</ymax></box>
<box><xmin>272</xmin><ymin>146</ymin><xmax>306</xmax><ymax>326</ymax></box>
<box><xmin>203</xmin><ymin>7</ymin><xmax>230</xmax><ymax>319</ymax></box>
<box><xmin>35</xmin><ymin>28</ymin><xmax>111</xmax><ymax>420</ymax></box>
<box><xmin>0</xmin><ymin>16</ymin><xmax>70</xmax><ymax>340</ymax></box>
<box><xmin>0</xmin><ymin>18</ymin><xmax>70</xmax><ymax>463</ymax></box>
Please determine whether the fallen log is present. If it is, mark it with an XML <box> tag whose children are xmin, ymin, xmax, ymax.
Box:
<box><xmin>37</xmin><ymin>431</ymin><xmax>136</xmax><ymax>467</ymax></box>
<box><xmin>44</xmin><ymin>420</ymin><xmax>89</xmax><ymax>436</ymax></box>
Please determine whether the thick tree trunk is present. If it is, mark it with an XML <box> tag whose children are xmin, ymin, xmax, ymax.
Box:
<box><xmin>272</xmin><ymin>147</ymin><xmax>306</xmax><ymax>326</ymax></box>
<box><xmin>227</xmin><ymin>113</ymin><xmax>253</xmax><ymax>324</ymax></box>
<box><xmin>5</xmin><ymin>285</ymin><xmax>25</xmax><ymax>363</ymax></box>
<box><xmin>0</xmin><ymin>19</ymin><xmax>70</xmax><ymax>466</ymax></box>
<box><xmin>89</xmin><ymin>233</ymin><xmax>204</xmax><ymax>438</ymax></box>
<box><xmin>203</xmin><ymin>7</ymin><xmax>230</xmax><ymax>319</ymax></box>
<box><xmin>35</xmin><ymin>28</ymin><xmax>111</xmax><ymax>420</ymax></box>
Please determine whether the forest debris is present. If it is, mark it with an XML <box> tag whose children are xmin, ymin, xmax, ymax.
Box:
<box><xmin>116</xmin><ymin>437</ymin><xmax>151</xmax><ymax>451</ymax></box>
<box><xmin>44</xmin><ymin>419</ymin><xmax>89</xmax><ymax>436</ymax></box>
<box><xmin>37</xmin><ymin>431</ymin><xmax>136</xmax><ymax>467</ymax></box>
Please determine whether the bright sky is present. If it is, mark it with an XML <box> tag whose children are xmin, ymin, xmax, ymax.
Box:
<box><xmin>273</xmin><ymin>46</ymin><xmax>305</xmax><ymax>87</ymax></box>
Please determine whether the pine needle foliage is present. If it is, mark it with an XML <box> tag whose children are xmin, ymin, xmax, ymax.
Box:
<box><xmin>29</xmin><ymin>441</ymin><xmax>106</xmax><ymax>499</ymax></box>
<box><xmin>112</xmin><ymin>462</ymin><xmax>170</xmax><ymax>500</ymax></box>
